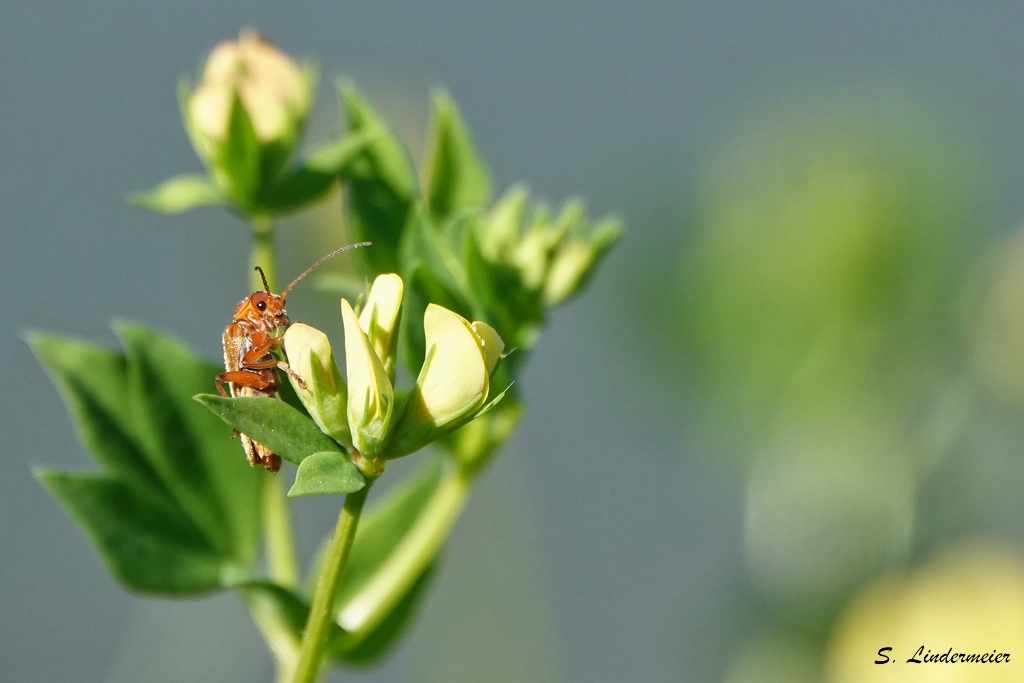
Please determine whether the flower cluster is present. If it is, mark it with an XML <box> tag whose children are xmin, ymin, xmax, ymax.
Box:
<box><xmin>478</xmin><ymin>187</ymin><xmax>622</xmax><ymax>310</ymax></box>
<box><xmin>282</xmin><ymin>273</ymin><xmax>505</xmax><ymax>471</ymax></box>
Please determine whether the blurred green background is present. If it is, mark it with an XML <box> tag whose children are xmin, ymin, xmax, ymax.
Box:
<box><xmin>5</xmin><ymin>2</ymin><xmax>1024</xmax><ymax>682</ymax></box>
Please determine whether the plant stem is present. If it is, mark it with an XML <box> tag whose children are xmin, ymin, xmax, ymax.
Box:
<box><xmin>263</xmin><ymin>475</ymin><xmax>299</xmax><ymax>589</ymax></box>
<box><xmin>291</xmin><ymin>485</ymin><xmax>371</xmax><ymax>683</ymax></box>
<box><xmin>251</xmin><ymin>215</ymin><xmax>277</xmax><ymax>291</ymax></box>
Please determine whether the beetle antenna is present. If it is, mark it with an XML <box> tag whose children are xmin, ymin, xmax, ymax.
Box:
<box><xmin>254</xmin><ymin>266</ymin><xmax>271</xmax><ymax>294</ymax></box>
<box><xmin>281</xmin><ymin>242</ymin><xmax>371</xmax><ymax>299</ymax></box>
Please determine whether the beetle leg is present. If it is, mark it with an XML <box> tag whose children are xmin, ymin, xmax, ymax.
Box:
<box><xmin>241</xmin><ymin>358</ymin><xmax>307</xmax><ymax>390</ymax></box>
<box><xmin>274</xmin><ymin>360</ymin><xmax>306</xmax><ymax>390</ymax></box>
<box><xmin>242</xmin><ymin>331</ymin><xmax>278</xmax><ymax>366</ymax></box>
<box><xmin>216</xmin><ymin>370</ymin><xmax>274</xmax><ymax>391</ymax></box>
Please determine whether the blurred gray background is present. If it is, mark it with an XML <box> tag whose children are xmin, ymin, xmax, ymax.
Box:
<box><xmin>4</xmin><ymin>2</ymin><xmax>1024</xmax><ymax>682</ymax></box>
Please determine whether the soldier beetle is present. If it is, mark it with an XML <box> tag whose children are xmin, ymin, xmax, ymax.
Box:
<box><xmin>216</xmin><ymin>242</ymin><xmax>370</xmax><ymax>472</ymax></box>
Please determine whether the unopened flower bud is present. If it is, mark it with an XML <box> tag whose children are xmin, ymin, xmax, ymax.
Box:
<box><xmin>543</xmin><ymin>217</ymin><xmax>621</xmax><ymax>306</ymax></box>
<box><xmin>341</xmin><ymin>299</ymin><xmax>395</xmax><ymax>457</ymax></box>
<box><xmin>358</xmin><ymin>273</ymin><xmax>404</xmax><ymax>380</ymax></box>
<box><xmin>185</xmin><ymin>30</ymin><xmax>312</xmax><ymax>201</ymax></box>
<box><xmin>386</xmin><ymin>304</ymin><xmax>504</xmax><ymax>458</ymax></box>
<box><xmin>282</xmin><ymin>323</ymin><xmax>350</xmax><ymax>447</ymax></box>
<box><xmin>478</xmin><ymin>185</ymin><xmax>529</xmax><ymax>262</ymax></box>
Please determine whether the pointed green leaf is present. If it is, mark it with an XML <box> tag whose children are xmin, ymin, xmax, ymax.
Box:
<box><xmin>28</xmin><ymin>333</ymin><xmax>167</xmax><ymax>495</ymax></box>
<box><xmin>128</xmin><ymin>175</ymin><xmax>223</xmax><ymax>214</ymax></box>
<box><xmin>334</xmin><ymin>563</ymin><xmax>437</xmax><ymax>665</ymax></box>
<box><xmin>288</xmin><ymin>451</ymin><xmax>366</xmax><ymax>497</ymax></box>
<box><xmin>232</xmin><ymin>578</ymin><xmax>314</xmax><ymax>636</ymax></box>
<box><xmin>338</xmin><ymin>82</ymin><xmax>418</xmax><ymax>274</ymax></box>
<box><xmin>398</xmin><ymin>206</ymin><xmax>473</xmax><ymax>311</ymax></box>
<box><xmin>397</xmin><ymin>206</ymin><xmax>477</xmax><ymax>374</ymax></box>
<box><xmin>276</xmin><ymin>368</ymin><xmax>315</xmax><ymax>420</ymax></box>
<box><xmin>461</xmin><ymin>221</ymin><xmax>526</xmax><ymax>340</ymax></box>
<box><xmin>37</xmin><ymin>470</ymin><xmax>227</xmax><ymax>594</ymax></box>
<box><xmin>262</xmin><ymin>127</ymin><xmax>381</xmax><ymax>213</ymax></box>
<box><xmin>219</xmin><ymin>90</ymin><xmax>262</xmax><ymax>207</ymax></box>
<box><xmin>194</xmin><ymin>394</ymin><xmax>344</xmax><ymax>464</ymax></box>
<box><xmin>424</xmin><ymin>91</ymin><xmax>491</xmax><ymax>223</ymax></box>
<box><xmin>116</xmin><ymin>323</ymin><xmax>262</xmax><ymax>567</ymax></box>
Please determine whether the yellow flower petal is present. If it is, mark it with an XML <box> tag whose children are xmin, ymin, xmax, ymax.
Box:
<box><xmin>470</xmin><ymin>321</ymin><xmax>504</xmax><ymax>375</ymax></box>
<box><xmin>283</xmin><ymin>323</ymin><xmax>350</xmax><ymax>446</ymax></box>
<box><xmin>358</xmin><ymin>273</ymin><xmax>404</xmax><ymax>376</ymax></box>
<box><xmin>385</xmin><ymin>304</ymin><xmax>494</xmax><ymax>457</ymax></box>
<box><xmin>342</xmin><ymin>299</ymin><xmax>394</xmax><ymax>456</ymax></box>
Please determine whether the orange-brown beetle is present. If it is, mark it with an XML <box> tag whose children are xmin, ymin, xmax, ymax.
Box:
<box><xmin>216</xmin><ymin>243</ymin><xmax>369</xmax><ymax>472</ymax></box>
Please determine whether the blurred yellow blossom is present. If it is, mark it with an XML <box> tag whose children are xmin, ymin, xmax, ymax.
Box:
<box><xmin>825</xmin><ymin>542</ymin><xmax>1024</xmax><ymax>683</ymax></box>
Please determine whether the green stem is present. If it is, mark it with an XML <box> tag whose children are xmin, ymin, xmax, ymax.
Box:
<box><xmin>251</xmin><ymin>215</ymin><xmax>277</xmax><ymax>291</ymax></box>
<box><xmin>291</xmin><ymin>485</ymin><xmax>372</xmax><ymax>683</ymax></box>
<box><xmin>336</xmin><ymin>463</ymin><xmax>471</xmax><ymax>642</ymax></box>
<box><xmin>263</xmin><ymin>475</ymin><xmax>299</xmax><ymax>589</ymax></box>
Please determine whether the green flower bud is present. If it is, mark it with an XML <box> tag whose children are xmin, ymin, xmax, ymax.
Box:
<box><xmin>184</xmin><ymin>30</ymin><xmax>313</xmax><ymax>200</ymax></box>
<box><xmin>385</xmin><ymin>305</ymin><xmax>505</xmax><ymax>458</ymax></box>
<box><xmin>341</xmin><ymin>299</ymin><xmax>395</xmax><ymax>457</ymax></box>
<box><xmin>190</xmin><ymin>30</ymin><xmax>310</xmax><ymax>145</ymax></box>
<box><xmin>542</xmin><ymin>217</ymin><xmax>619</xmax><ymax>306</ymax></box>
<box><xmin>357</xmin><ymin>273</ymin><xmax>404</xmax><ymax>381</ymax></box>
<box><xmin>282</xmin><ymin>322</ymin><xmax>350</xmax><ymax>447</ymax></box>
<box><xmin>509</xmin><ymin>203</ymin><xmax>564</xmax><ymax>290</ymax></box>
<box><xmin>478</xmin><ymin>185</ymin><xmax>529</xmax><ymax>262</ymax></box>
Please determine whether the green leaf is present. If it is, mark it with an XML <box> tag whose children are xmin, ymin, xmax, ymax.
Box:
<box><xmin>28</xmin><ymin>333</ymin><xmax>167</xmax><ymax>496</ymax></box>
<box><xmin>337</xmin><ymin>459</ymin><xmax>442</xmax><ymax>607</ymax></box>
<box><xmin>461</xmin><ymin>221</ymin><xmax>524</xmax><ymax>338</ymax></box>
<box><xmin>37</xmin><ymin>471</ymin><xmax>228</xmax><ymax>594</ymax></box>
<box><xmin>464</xmin><ymin>211</ymin><xmax>546</xmax><ymax>359</ymax></box>
<box><xmin>276</xmin><ymin>368</ymin><xmax>314</xmax><ymax>419</ymax></box>
<box><xmin>288</xmin><ymin>451</ymin><xmax>366</xmax><ymax>497</ymax></box>
<box><xmin>219</xmin><ymin>90</ymin><xmax>262</xmax><ymax>207</ymax></box>
<box><xmin>301</xmin><ymin>460</ymin><xmax>443</xmax><ymax>663</ymax></box>
<box><xmin>262</xmin><ymin>128</ymin><xmax>381</xmax><ymax>213</ymax></box>
<box><xmin>424</xmin><ymin>91</ymin><xmax>492</xmax><ymax>223</ymax></box>
<box><xmin>334</xmin><ymin>563</ymin><xmax>437</xmax><ymax>665</ymax></box>
<box><xmin>397</xmin><ymin>206</ymin><xmax>477</xmax><ymax>373</ymax></box>
<box><xmin>194</xmin><ymin>394</ymin><xmax>344</xmax><ymax>464</ymax></box>
<box><xmin>116</xmin><ymin>322</ymin><xmax>263</xmax><ymax>567</ymax></box>
<box><xmin>338</xmin><ymin>82</ymin><xmax>418</xmax><ymax>275</ymax></box>
<box><xmin>398</xmin><ymin>206</ymin><xmax>473</xmax><ymax>310</ymax></box>
<box><xmin>128</xmin><ymin>175</ymin><xmax>223</xmax><ymax>214</ymax></box>
<box><xmin>232</xmin><ymin>579</ymin><xmax>313</xmax><ymax>637</ymax></box>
